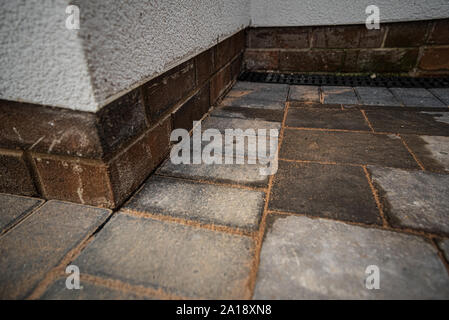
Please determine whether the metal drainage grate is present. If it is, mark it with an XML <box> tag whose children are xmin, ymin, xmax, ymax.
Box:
<box><xmin>238</xmin><ymin>72</ymin><xmax>449</xmax><ymax>88</ymax></box>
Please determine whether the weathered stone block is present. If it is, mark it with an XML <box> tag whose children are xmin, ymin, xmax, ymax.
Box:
<box><xmin>74</xmin><ymin>213</ymin><xmax>255</xmax><ymax>299</ymax></box>
<box><xmin>0</xmin><ymin>201</ymin><xmax>110</xmax><ymax>299</ymax></box>
<box><xmin>279</xmin><ymin>50</ymin><xmax>345</xmax><ymax>72</ymax></box>
<box><xmin>280</xmin><ymin>129</ymin><xmax>420</xmax><ymax>169</ymax></box>
<box><xmin>254</xmin><ymin>215</ymin><xmax>449</xmax><ymax>299</ymax></box>
<box><xmin>419</xmin><ymin>47</ymin><xmax>449</xmax><ymax>71</ymax></box>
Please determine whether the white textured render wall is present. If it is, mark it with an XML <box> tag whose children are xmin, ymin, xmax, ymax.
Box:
<box><xmin>0</xmin><ymin>0</ymin><xmax>96</xmax><ymax>112</ymax></box>
<box><xmin>77</xmin><ymin>0</ymin><xmax>250</xmax><ymax>109</ymax></box>
<box><xmin>2</xmin><ymin>0</ymin><xmax>448</xmax><ymax>112</ymax></box>
<box><xmin>250</xmin><ymin>0</ymin><xmax>449</xmax><ymax>27</ymax></box>
<box><xmin>0</xmin><ymin>0</ymin><xmax>250</xmax><ymax>112</ymax></box>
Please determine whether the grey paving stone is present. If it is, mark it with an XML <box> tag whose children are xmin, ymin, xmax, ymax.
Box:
<box><xmin>201</xmin><ymin>116</ymin><xmax>281</xmax><ymax>137</ymax></box>
<box><xmin>125</xmin><ymin>175</ymin><xmax>265</xmax><ymax>231</ymax></box>
<box><xmin>211</xmin><ymin>106</ymin><xmax>284</xmax><ymax>123</ymax></box>
<box><xmin>429</xmin><ymin>88</ymin><xmax>449</xmax><ymax>106</ymax></box>
<box><xmin>0</xmin><ymin>194</ymin><xmax>43</xmax><ymax>234</ymax></box>
<box><xmin>74</xmin><ymin>213</ymin><xmax>255</xmax><ymax>299</ymax></box>
<box><xmin>369</xmin><ymin>166</ymin><xmax>449</xmax><ymax>235</ymax></box>
<box><xmin>355</xmin><ymin>87</ymin><xmax>401</xmax><ymax>106</ymax></box>
<box><xmin>157</xmin><ymin>154</ymin><xmax>270</xmax><ymax>187</ymax></box>
<box><xmin>440</xmin><ymin>239</ymin><xmax>449</xmax><ymax>262</ymax></box>
<box><xmin>289</xmin><ymin>85</ymin><xmax>320</xmax><ymax>102</ymax></box>
<box><xmin>254</xmin><ymin>215</ymin><xmax>449</xmax><ymax>299</ymax></box>
<box><xmin>221</xmin><ymin>96</ymin><xmax>285</xmax><ymax>110</ymax></box>
<box><xmin>286</xmin><ymin>108</ymin><xmax>370</xmax><ymax>131</ymax></box>
<box><xmin>41</xmin><ymin>277</ymin><xmax>149</xmax><ymax>300</ymax></box>
<box><xmin>363</xmin><ymin>109</ymin><xmax>449</xmax><ymax>135</ymax></box>
<box><xmin>321</xmin><ymin>86</ymin><xmax>359</xmax><ymax>105</ymax></box>
<box><xmin>289</xmin><ymin>102</ymin><xmax>342</xmax><ymax>109</ymax></box>
<box><xmin>390</xmin><ymin>88</ymin><xmax>446</xmax><ymax>108</ymax></box>
<box><xmin>402</xmin><ymin>135</ymin><xmax>449</xmax><ymax>173</ymax></box>
<box><xmin>269</xmin><ymin>161</ymin><xmax>381</xmax><ymax>224</ymax></box>
<box><xmin>0</xmin><ymin>201</ymin><xmax>111</xmax><ymax>299</ymax></box>
<box><xmin>280</xmin><ymin>129</ymin><xmax>420</xmax><ymax>169</ymax></box>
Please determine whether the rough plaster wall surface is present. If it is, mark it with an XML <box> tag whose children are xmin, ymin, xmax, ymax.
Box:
<box><xmin>75</xmin><ymin>0</ymin><xmax>250</xmax><ymax>109</ymax></box>
<box><xmin>250</xmin><ymin>0</ymin><xmax>449</xmax><ymax>27</ymax></box>
<box><xmin>0</xmin><ymin>0</ymin><xmax>97</xmax><ymax>112</ymax></box>
<box><xmin>1</xmin><ymin>0</ymin><xmax>250</xmax><ymax>112</ymax></box>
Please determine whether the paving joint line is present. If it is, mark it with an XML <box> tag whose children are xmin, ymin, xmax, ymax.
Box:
<box><xmin>267</xmin><ymin>209</ymin><xmax>449</xmax><ymax>241</ymax></box>
<box><xmin>284</xmin><ymin>126</ymin><xmax>395</xmax><ymax>135</ymax></box>
<box><xmin>398</xmin><ymin>134</ymin><xmax>426</xmax><ymax>171</ymax></box>
<box><xmin>121</xmin><ymin>208</ymin><xmax>257</xmax><ymax>238</ymax></box>
<box><xmin>26</xmin><ymin>209</ymin><xmax>116</xmax><ymax>300</ymax></box>
<box><xmin>247</xmin><ymin>97</ymin><xmax>290</xmax><ymax>299</ymax></box>
<box><xmin>363</xmin><ymin>165</ymin><xmax>390</xmax><ymax>228</ymax></box>
<box><xmin>278</xmin><ymin>158</ymin><xmax>426</xmax><ymax>173</ymax></box>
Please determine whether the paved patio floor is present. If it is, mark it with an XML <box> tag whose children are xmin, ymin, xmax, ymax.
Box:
<box><xmin>1</xmin><ymin>82</ymin><xmax>449</xmax><ymax>299</ymax></box>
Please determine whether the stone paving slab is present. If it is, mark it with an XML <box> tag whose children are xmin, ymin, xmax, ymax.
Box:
<box><xmin>321</xmin><ymin>86</ymin><xmax>359</xmax><ymax>105</ymax></box>
<box><xmin>74</xmin><ymin>213</ymin><xmax>255</xmax><ymax>299</ymax></box>
<box><xmin>280</xmin><ymin>129</ymin><xmax>420</xmax><ymax>169</ymax></box>
<box><xmin>125</xmin><ymin>175</ymin><xmax>265</xmax><ymax>231</ymax></box>
<box><xmin>157</xmin><ymin>154</ymin><xmax>270</xmax><ymax>188</ymax></box>
<box><xmin>440</xmin><ymin>239</ymin><xmax>449</xmax><ymax>262</ymax></box>
<box><xmin>41</xmin><ymin>277</ymin><xmax>149</xmax><ymax>300</ymax></box>
<box><xmin>289</xmin><ymin>85</ymin><xmax>320</xmax><ymax>102</ymax></box>
<box><xmin>402</xmin><ymin>135</ymin><xmax>449</xmax><ymax>172</ymax></box>
<box><xmin>0</xmin><ymin>194</ymin><xmax>43</xmax><ymax>234</ymax></box>
<box><xmin>227</xmin><ymin>83</ymin><xmax>288</xmax><ymax>103</ymax></box>
<box><xmin>211</xmin><ymin>106</ymin><xmax>284</xmax><ymax>122</ymax></box>
<box><xmin>269</xmin><ymin>161</ymin><xmax>381</xmax><ymax>224</ymax></box>
<box><xmin>254</xmin><ymin>214</ymin><xmax>449</xmax><ymax>299</ymax></box>
<box><xmin>289</xmin><ymin>102</ymin><xmax>342</xmax><ymax>109</ymax></box>
<box><xmin>369</xmin><ymin>166</ymin><xmax>449</xmax><ymax>235</ymax></box>
<box><xmin>232</xmin><ymin>81</ymin><xmax>289</xmax><ymax>95</ymax></box>
<box><xmin>201</xmin><ymin>116</ymin><xmax>281</xmax><ymax>137</ymax></box>
<box><xmin>390</xmin><ymin>88</ymin><xmax>446</xmax><ymax>108</ymax></box>
<box><xmin>363</xmin><ymin>109</ymin><xmax>449</xmax><ymax>136</ymax></box>
<box><xmin>429</xmin><ymin>88</ymin><xmax>449</xmax><ymax>106</ymax></box>
<box><xmin>355</xmin><ymin>87</ymin><xmax>401</xmax><ymax>106</ymax></box>
<box><xmin>221</xmin><ymin>96</ymin><xmax>285</xmax><ymax>110</ymax></box>
<box><xmin>286</xmin><ymin>107</ymin><xmax>370</xmax><ymax>131</ymax></box>
<box><xmin>172</xmin><ymin>131</ymin><xmax>278</xmax><ymax>162</ymax></box>
<box><xmin>0</xmin><ymin>201</ymin><xmax>111</xmax><ymax>299</ymax></box>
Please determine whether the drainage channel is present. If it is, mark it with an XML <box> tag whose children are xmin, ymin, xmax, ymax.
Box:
<box><xmin>238</xmin><ymin>72</ymin><xmax>449</xmax><ymax>88</ymax></box>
